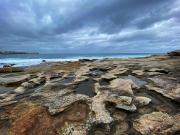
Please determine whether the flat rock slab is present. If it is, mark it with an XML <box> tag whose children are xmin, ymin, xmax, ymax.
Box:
<box><xmin>147</xmin><ymin>77</ymin><xmax>180</xmax><ymax>102</ymax></box>
<box><xmin>0</xmin><ymin>75</ymin><xmax>32</xmax><ymax>87</ymax></box>
<box><xmin>133</xmin><ymin>112</ymin><xmax>180</xmax><ymax>135</ymax></box>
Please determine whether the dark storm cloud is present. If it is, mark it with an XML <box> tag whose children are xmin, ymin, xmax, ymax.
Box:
<box><xmin>0</xmin><ymin>0</ymin><xmax>180</xmax><ymax>53</ymax></box>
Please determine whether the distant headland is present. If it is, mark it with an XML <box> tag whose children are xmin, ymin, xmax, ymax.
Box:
<box><xmin>0</xmin><ymin>51</ymin><xmax>38</xmax><ymax>55</ymax></box>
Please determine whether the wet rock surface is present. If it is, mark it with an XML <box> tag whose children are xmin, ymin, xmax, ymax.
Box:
<box><xmin>0</xmin><ymin>55</ymin><xmax>180</xmax><ymax>135</ymax></box>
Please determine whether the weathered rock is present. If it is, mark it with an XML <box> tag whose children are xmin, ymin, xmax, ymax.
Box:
<box><xmin>27</xmin><ymin>77</ymin><xmax>46</xmax><ymax>87</ymax></box>
<box><xmin>14</xmin><ymin>87</ymin><xmax>26</xmax><ymax>94</ymax></box>
<box><xmin>149</xmin><ymin>77</ymin><xmax>177</xmax><ymax>89</ymax></box>
<box><xmin>108</xmin><ymin>67</ymin><xmax>128</xmax><ymax>76</ymax></box>
<box><xmin>0</xmin><ymin>93</ymin><xmax>16</xmax><ymax>106</ymax></box>
<box><xmin>41</xmin><ymin>72</ymin><xmax>63</xmax><ymax>80</ymax></box>
<box><xmin>132</xmin><ymin>70</ymin><xmax>144</xmax><ymax>76</ymax></box>
<box><xmin>116</xmin><ymin>104</ymin><xmax>137</xmax><ymax>112</ymax></box>
<box><xmin>75</xmin><ymin>65</ymin><xmax>91</xmax><ymax>82</ymax></box>
<box><xmin>147</xmin><ymin>77</ymin><xmax>180</xmax><ymax>102</ymax></box>
<box><xmin>134</xmin><ymin>96</ymin><xmax>151</xmax><ymax>107</ymax></box>
<box><xmin>3</xmin><ymin>64</ymin><xmax>12</xmax><ymax>68</ymax></box>
<box><xmin>10</xmin><ymin>102</ymin><xmax>90</xmax><ymax>135</ymax></box>
<box><xmin>113</xmin><ymin>122</ymin><xmax>129</xmax><ymax>135</ymax></box>
<box><xmin>168</xmin><ymin>50</ymin><xmax>180</xmax><ymax>56</ymax></box>
<box><xmin>61</xmin><ymin>123</ymin><xmax>88</xmax><ymax>135</ymax></box>
<box><xmin>92</xmin><ymin>91</ymin><xmax>136</xmax><ymax>125</ymax></box>
<box><xmin>0</xmin><ymin>67</ymin><xmax>24</xmax><ymax>73</ymax></box>
<box><xmin>79</xmin><ymin>59</ymin><xmax>96</xmax><ymax>62</ymax></box>
<box><xmin>146</xmin><ymin>85</ymin><xmax>180</xmax><ymax>102</ymax></box>
<box><xmin>92</xmin><ymin>94</ymin><xmax>113</xmax><ymax>124</ymax></box>
<box><xmin>110</xmin><ymin>78</ymin><xmax>138</xmax><ymax>96</ymax></box>
<box><xmin>42</xmin><ymin>93</ymin><xmax>90</xmax><ymax>115</ymax></box>
<box><xmin>133</xmin><ymin>112</ymin><xmax>180</xmax><ymax>135</ymax></box>
<box><xmin>0</xmin><ymin>54</ymin><xmax>180</xmax><ymax>135</ymax></box>
<box><xmin>0</xmin><ymin>67</ymin><xmax>12</xmax><ymax>73</ymax></box>
<box><xmin>145</xmin><ymin>68</ymin><xmax>169</xmax><ymax>75</ymax></box>
<box><xmin>0</xmin><ymin>74</ymin><xmax>32</xmax><ymax>87</ymax></box>
<box><xmin>101</xmin><ymin>74</ymin><xmax>117</xmax><ymax>80</ymax></box>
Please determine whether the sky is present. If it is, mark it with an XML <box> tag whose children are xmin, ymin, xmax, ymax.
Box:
<box><xmin>0</xmin><ymin>0</ymin><xmax>180</xmax><ymax>53</ymax></box>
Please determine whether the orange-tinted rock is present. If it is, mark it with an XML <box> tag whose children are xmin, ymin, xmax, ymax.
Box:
<box><xmin>10</xmin><ymin>102</ymin><xmax>90</xmax><ymax>135</ymax></box>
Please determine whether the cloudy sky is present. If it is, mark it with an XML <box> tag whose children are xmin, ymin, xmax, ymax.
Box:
<box><xmin>0</xmin><ymin>0</ymin><xmax>180</xmax><ymax>53</ymax></box>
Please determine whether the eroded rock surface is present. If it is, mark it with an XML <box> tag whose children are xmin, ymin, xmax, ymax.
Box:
<box><xmin>133</xmin><ymin>112</ymin><xmax>180</xmax><ymax>135</ymax></box>
<box><xmin>0</xmin><ymin>55</ymin><xmax>180</xmax><ymax>135</ymax></box>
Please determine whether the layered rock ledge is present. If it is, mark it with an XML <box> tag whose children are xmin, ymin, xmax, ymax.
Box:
<box><xmin>0</xmin><ymin>54</ymin><xmax>180</xmax><ymax>135</ymax></box>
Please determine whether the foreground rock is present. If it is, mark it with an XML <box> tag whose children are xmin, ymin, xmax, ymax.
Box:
<box><xmin>0</xmin><ymin>67</ymin><xmax>24</xmax><ymax>73</ymax></box>
<box><xmin>147</xmin><ymin>76</ymin><xmax>180</xmax><ymax>102</ymax></box>
<box><xmin>133</xmin><ymin>112</ymin><xmax>180</xmax><ymax>135</ymax></box>
<box><xmin>0</xmin><ymin>54</ymin><xmax>180</xmax><ymax>135</ymax></box>
<box><xmin>0</xmin><ymin>74</ymin><xmax>33</xmax><ymax>87</ymax></box>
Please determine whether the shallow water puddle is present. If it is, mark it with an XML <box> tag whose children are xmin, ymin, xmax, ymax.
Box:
<box><xmin>0</xmin><ymin>107</ymin><xmax>6</xmax><ymax>112</ymax></box>
<box><xmin>89</xmin><ymin>67</ymin><xmax>108</xmax><ymax>77</ymax></box>
<box><xmin>123</xmin><ymin>75</ymin><xmax>147</xmax><ymax>87</ymax></box>
<box><xmin>0</xmin><ymin>119</ymin><xmax>10</xmax><ymax>135</ymax></box>
<box><xmin>0</xmin><ymin>86</ymin><xmax>15</xmax><ymax>94</ymax></box>
<box><xmin>99</xmin><ymin>78</ymin><xmax>111</xmax><ymax>86</ymax></box>
<box><xmin>60</xmin><ymin>76</ymin><xmax>74</xmax><ymax>84</ymax></box>
<box><xmin>75</xmin><ymin>79</ymin><xmax>96</xmax><ymax>97</ymax></box>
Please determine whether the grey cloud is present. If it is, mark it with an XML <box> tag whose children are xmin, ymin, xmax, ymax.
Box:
<box><xmin>0</xmin><ymin>0</ymin><xmax>180</xmax><ymax>53</ymax></box>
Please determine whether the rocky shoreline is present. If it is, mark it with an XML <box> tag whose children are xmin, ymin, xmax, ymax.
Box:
<box><xmin>0</xmin><ymin>53</ymin><xmax>180</xmax><ymax>135</ymax></box>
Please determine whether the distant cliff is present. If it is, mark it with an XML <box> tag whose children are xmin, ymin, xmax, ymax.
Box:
<box><xmin>0</xmin><ymin>51</ymin><xmax>38</xmax><ymax>54</ymax></box>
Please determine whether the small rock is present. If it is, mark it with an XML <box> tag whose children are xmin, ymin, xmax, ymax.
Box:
<box><xmin>79</xmin><ymin>59</ymin><xmax>94</xmax><ymax>62</ymax></box>
<box><xmin>14</xmin><ymin>87</ymin><xmax>26</xmax><ymax>94</ymax></box>
<box><xmin>42</xmin><ymin>60</ymin><xmax>46</xmax><ymax>62</ymax></box>
<box><xmin>116</xmin><ymin>104</ymin><xmax>136</xmax><ymax>112</ymax></box>
<box><xmin>3</xmin><ymin>64</ymin><xmax>12</xmax><ymax>68</ymax></box>
<box><xmin>134</xmin><ymin>96</ymin><xmax>151</xmax><ymax>107</ymax></box>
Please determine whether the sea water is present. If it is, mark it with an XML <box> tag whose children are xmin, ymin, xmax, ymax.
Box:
<box><xmin>0</xmin><ymin>53</ymin><xmax>153</xmax><ymax>67</ymax></box>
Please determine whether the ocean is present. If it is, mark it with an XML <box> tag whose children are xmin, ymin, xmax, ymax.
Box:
<box><xmin>0</xmin><ymin>53</ymin><xmax>154</xmax><ymax>67</ymax></box>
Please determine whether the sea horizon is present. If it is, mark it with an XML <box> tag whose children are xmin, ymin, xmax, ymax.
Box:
<box><xmin>0</xmin><ymin>53</ymin><xmax>161</xmax><ymax>67</ymax></box>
